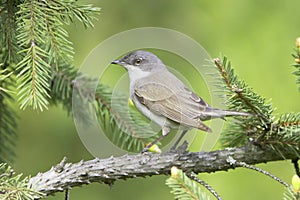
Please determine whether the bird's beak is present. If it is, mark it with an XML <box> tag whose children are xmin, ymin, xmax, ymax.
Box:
<box><xmin>111</xmin><ymin>60</ymin><xmax>123</xmax><ymax>65</ymax></box>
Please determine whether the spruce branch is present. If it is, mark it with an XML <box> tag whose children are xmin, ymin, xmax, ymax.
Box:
<box><xmin>16</xmin><ymin>0</ymin><xmax>52</xmax><ymax>110</ymax></box>
<box><xmin>0</xmin><ymin>94</ymin><xmax>17</xmax><ymax>163</ymax></box>
<box><xmin>14</xmin><ymin>0</ymin><xmax>100</xmax><ymax>111</ymax></box>
<box><xmin>214</xmin><ymin>57</ymin><xmax>300</xmax><ymax>158</ymax></box>
<box><xmin>44</xmin><ymin>12</ymin><xmax>74</xmax><ymax>67</ymax></box>
<box><xmin>214</xmin><ymin>57</ymin><xmax>273</xmax><ymax>122</ymax></box>
<box><xmin>0</xmin><ymin>163</ymin><xmax>43</xmax><ymax>200</ymax></box>
<box><xmin>28</xmin><ymin>145</ymin><xmax>297</xmax><ymax>197</ymax></box>
<box><xmin>186</xmin><ymin>171</ymin><xmax>221</xmax><ymax>200</ymax></box>
<box><xmin>284</xmin><ymin>186</ymin><xmax>300</xmax><ymax>200</ymax></box>
<box><xmin>50</xmin><ymin>63</ymin><xmax>77</xmax><ymax>112</ymax></box>
<box><xmin>0</xmin><ymin>63</ymin><xmax>18</xmax><ymax>163</ymax></box>
<box><xmin>267</xmin><ymin>113</ymin><xmax>300</xmax><ymax>158</ymax></box>
<box><xmin>293</xmin><ymin>37</ymin><xmax>300</xmax><ymax>91</ymax></box>
<box><xmin>43</xmin><ymin>0</ymin><xmax>100</xmax><ymax>66</ymax></box>
<box><xmin>214</xmin><ymin>56</ymin><xmax>273</xmax><ymax>147</ymax></box>
<box><xmin>51</xmin><ymin>65</ymin><xmax>159</xmax><ymax>152</ymax></box>
<box><xmin>284</xmin><ymin>174</ymin><xmax>300</xmax><ymax>200</ymax></box>
<box><xmin>0</xmin><ymin>0</ymin><xmax>100</xmax><ymax>164</ymax></box>
<box><xmin>93</xmin><ymin>83</ymin><xmax>160</xmax><ymax>152</ymax></box>
<box><xmin>166</xmin><ymin>167</ymin><xmax>210</xmax><ymax>200</ymax></box>
<box><xmin>47</xmin><ymin>0</ymin><xmax>100</xmax><ymax>28</ymax></box>
<box><xmin>0</xmin><ymin>0</ymin><xmax>19</xmax><ymax>63</ymax></box>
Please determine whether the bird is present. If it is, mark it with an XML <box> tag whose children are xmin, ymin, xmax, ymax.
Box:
<box><xmin>111</xmin><ymin>50</ymin><xmax>251</xmax><ymax>152</ymax></box>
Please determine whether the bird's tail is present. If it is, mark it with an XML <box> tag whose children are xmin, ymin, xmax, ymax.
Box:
<box><xmin>200</xmin><ymin>107</ymin><xmax>253</xmax><ymax>121</ymax></box>
<box><xmin>219</xmin><ymin>109</ymin><xmax>253</xmax><ymax>117</ymax></box>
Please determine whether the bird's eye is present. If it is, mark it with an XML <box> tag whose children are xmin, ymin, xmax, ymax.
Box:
<box><xmin>135</xmin><ymin>58</ymin><xmax>142</xmax><ymax>65</ymax></box>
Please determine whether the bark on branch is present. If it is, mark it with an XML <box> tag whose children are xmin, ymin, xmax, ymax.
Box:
<box><xmin>28</xmin><ymin>144</ymin><xmax>297</xmax><ymax>197</ymax></box>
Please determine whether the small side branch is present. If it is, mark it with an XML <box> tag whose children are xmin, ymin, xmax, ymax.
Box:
<box><xmin>227</xmin><ymin>156</ymin><xmax>289</xmax><ymax>187</ymax></box>
<box><xmin>292</xmin><ymin>158</ymin><xmax>300</xmax><ymax>177</ymax></box>
<box><xmin>186</xmin><ymin>171</ymin><xmax>222</xmax><ymax>200</ymax></box>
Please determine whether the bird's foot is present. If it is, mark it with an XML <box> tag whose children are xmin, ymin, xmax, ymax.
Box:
<box><xmin>167</xmin><ymin>140</ymin><xmax>189</xmax><ymax>154</ymax></box>
<box><xmin>141</xmin><ymin>146</ymin><xmax>150</xmax><ymax>154</ymax></box>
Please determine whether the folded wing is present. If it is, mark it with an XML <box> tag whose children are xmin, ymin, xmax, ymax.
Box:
<box><xmin>133</xmin><ymin>74</ymin><xmax>212</xmax><ymax>132</ymax></box>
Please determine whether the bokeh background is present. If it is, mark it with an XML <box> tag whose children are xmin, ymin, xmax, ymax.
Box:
<box><xmin>14</xmin><ymin>0</ymin><xmax>300</xmax><ymax>199</ymax></box>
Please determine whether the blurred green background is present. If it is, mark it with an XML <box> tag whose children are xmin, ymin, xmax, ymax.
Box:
<box><xmin>13</xmin><ymin>0</ymin><xmax>300</xmax><ymax>199</ymax></box>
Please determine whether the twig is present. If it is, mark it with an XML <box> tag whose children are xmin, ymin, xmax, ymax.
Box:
<box><xmin>292</xmin><ymin>158</ymin><xmax>300</xmax><ymax>177</ymax></box>
<box><xmin>65</xmin><ymin>189</ymin><xmax>69</xmax><ymax>200</ymax></box>
<box><xmin>186</xmin><ymin>171</ymin><xmax>222</xmax><ymax>200</ymax></box>
<box><xmin>227</xmin><ymin>156</ymin><xmax>289</xmax><ymax>187</ymax></box>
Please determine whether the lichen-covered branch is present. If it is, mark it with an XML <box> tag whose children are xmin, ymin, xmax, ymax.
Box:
<box><xmin>28</xmin><ymin>144</ymin><xmax>298</xmax><ymax>197</ymax></box>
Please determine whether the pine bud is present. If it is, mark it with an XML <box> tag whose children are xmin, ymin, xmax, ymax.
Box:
<box><xmin>292</xmin><ymin>174</ymin><xmax>300</xmax><ymax>194</ymax></box>
<box><xmin>170</xmin><ymin>166</ymin><xmax>179</xmax><ymax>178</ymax></box>
<box><xmin>148</xmin><ymin>144</ymin><xmax>162</xmax><ymax>153</ymax></box>
<box><xmin>128</xmin><ymin>98</ymin><xmax>135</xmax><ymax>107</ymax></box>
<box><xmin>296</xmin><ymin>37</ymin><xmax>300</xmax><ymax>48</ymax></box>
<box><xmin>295</xmin><ymin>58</ymin><xmax>300</xmax><ymax>64</ymax></box>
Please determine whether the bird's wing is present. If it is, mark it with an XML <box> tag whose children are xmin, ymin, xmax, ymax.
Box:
<box><xmin>133</xmin><ymin>77</ymin><xmax>211</xmax><ymax>132</ymax></box>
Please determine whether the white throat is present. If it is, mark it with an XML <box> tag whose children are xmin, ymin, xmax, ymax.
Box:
<box><xmin>125</xmin><ymin>64</ymin><xmax>152</xmax><ymax>83</ymax></box>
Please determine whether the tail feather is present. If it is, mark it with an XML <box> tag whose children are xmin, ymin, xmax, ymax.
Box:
<box><xmin>221</xmin><ymin>109</ymin><xmax>253</xmax><ymax>117</ymax></box>
<box><xmin>199</xmin><ymin>107</ymin><xmax>253</xmax><ymax>121</ymax></box>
